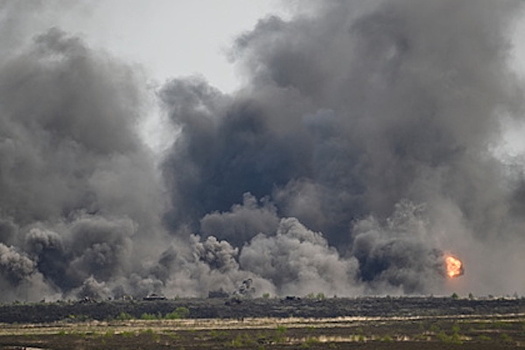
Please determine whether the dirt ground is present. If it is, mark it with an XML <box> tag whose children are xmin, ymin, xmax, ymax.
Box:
<box><xmin>0</xmin><ymin>313</ymin><xmax>523</xmax><ymax>349</ymax></box>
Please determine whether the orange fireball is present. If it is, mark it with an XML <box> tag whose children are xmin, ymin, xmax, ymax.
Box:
<box><xmin>445</xmin><ymin>255</ymin><xmax>464</xmax><ymax>278</ymax></box>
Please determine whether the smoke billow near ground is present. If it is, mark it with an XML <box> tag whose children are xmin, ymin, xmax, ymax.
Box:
<box><xmin>0</xmin><ymin>0</ymin><xmax>524</xmax><ymax>302</ymax></box>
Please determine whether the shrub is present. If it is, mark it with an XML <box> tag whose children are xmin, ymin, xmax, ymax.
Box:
<box><xmin>165</xmin><ymin>306</ymin><xmax>190</xmax><ymax>319</ymax></box>
<box><xmin>437</xmin><ymin>330</ymin><xmax>462</xmax><ymax>344</ymax></box>
<box><xmin>276</xmin><ymin>325</ymin><xmax>287</xmax><ymax>334</ymax></box>
<box><xmin>140</xmin><ymin>313</ymin><xmax>158</xmax><ymax>320</ymax></box>
<box><xmin>381</xmin><ymin>335</ymin><xmax>393</xmax><ymax>342</ymax></box>
<box><xmin>451</xmin><ymin>324</ymin><xmax>461</xmax><ymax>334</ymax></box>
<box><xmin>500</xmin><ymin>333</ymin><xmax>513</xmax><ymax>343</ymax></box>
<box><xmin>116</xmin><ymin>312</ymin><xmax>133</xmax><ymax>321</ymax></box>
<box><xmin>273</xmin><ymin>326</ymin><xmax>287</xmax><ymax>343</ymax></box>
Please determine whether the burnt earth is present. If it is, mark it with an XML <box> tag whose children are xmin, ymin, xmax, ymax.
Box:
<box><xmin>0</xmin><ymin>296</ymin><xmax>522</xmax><ymax>323</ymax></box>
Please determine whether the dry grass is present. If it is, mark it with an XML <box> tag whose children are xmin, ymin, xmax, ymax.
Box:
<box><xmin>0</xmin><ymin>313</ymin><xmax>523</xmax><ymax>349</ymax></box>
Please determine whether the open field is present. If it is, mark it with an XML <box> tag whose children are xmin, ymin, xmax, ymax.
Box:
<box><xmin>0</xmin><ymin>297</ymin><xmax>523</xmax><ymax>349</ymax></box>
<box><xmin>0</xmin><ymin>296</ymin><xmax>523</xmax><ymax>323</ymax></box>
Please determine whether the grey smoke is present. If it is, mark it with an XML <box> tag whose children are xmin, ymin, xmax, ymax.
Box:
<box><xmin>350</xmin><ymin>201</ymin><xmax>445</xmax><ymax>294</ymax></box>
<box><xmin>1</xmin><ymin>0</ymin><xmax>524</xmax><ymax>301</ymax></box>
<box><xmin>200</xmin><ymin>193</ymin><xmax>280</xmax><ymax>246</ymax></box>
<box><xmin>239</xmin><ymin>218</ymin><xmax>362</xmax><ymax>296</ymax></box>
<box><xmin>0</xmin><ymin>243</ymin><xmax>35</xmax><ymax>285</ymax></box>
<box><xmin>0</xmin><ymin>17</ymin><xmax>168</xmax><ymax>301</ymax></box>
<box><xmin>193</xmin><ymin>235</ymin><xmax>239</xmax><ymax>273</ymax></box>
<box><xmin>161</xmin><ymin>0</ymin><xmax>525</xmax><ymax>295</ymax></box>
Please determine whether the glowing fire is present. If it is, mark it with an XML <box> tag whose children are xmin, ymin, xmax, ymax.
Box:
<box><xmin>445</xmin><ymin>255</ymin><xmax>464</xmax><ymax>278</ymax></box>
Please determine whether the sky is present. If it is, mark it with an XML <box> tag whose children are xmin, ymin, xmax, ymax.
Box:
<box><xmin>24</xmin><ymin>1</ymin><xmax>525</xmax><ymax>88</ymax></box>
<box><xmin>1</xmin><ymin>0</ymin><xmax>525</xmax><ymax>302</ymax></box>
<box><xmin>7</xmin><ymin>1</ymin><xmax>525</xmax><ymax>91</ymax></box>
<box><xmin>56</xmin><ymin>0</ymin><xmax>288</xmax><ymax>92</ymax></box>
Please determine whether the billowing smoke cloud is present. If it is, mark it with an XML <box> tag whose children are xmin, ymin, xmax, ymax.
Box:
<box><xmin>239</xmin><ymin>217</ymin><xmax>362</xmax><ymax>296</ymax></box>
<box><xmin>0</xmin><ymin>2</ymin><xmax>169</xmax><ymax>301</ymax></box>
<box><xmin>161</xmin><ymin>0</ymin><xmax>525</xmax><ymax>296</ymax></box>
<box><xmin>1</xmin><ymin>0</ymin><xmax>525</xmax><ymax>301</ymax></box>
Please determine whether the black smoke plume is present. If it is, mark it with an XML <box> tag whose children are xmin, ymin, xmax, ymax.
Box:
<box><xmin>1</xmin><ymin>0</ymin><xmax>524</xmax><ymax>301</ymax></box>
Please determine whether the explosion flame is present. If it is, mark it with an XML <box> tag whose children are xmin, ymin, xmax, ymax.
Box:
<box><xmin>445</xmin><ymin>255</ymin><xmax>464</xmax><ymax>279</ymax></box>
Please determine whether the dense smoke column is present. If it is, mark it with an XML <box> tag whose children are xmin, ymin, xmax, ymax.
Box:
<box><xmin>161</xmin><ymin>0</ymin><xmax>525</xmax><ymax>294</ymax></box>
<box><xmin>0</xmin><ymin>22</ymin><xmax>168</xmax><ymax>301</ymax></box>
<box><xmin>0</xmin><ymin>0</ymin><xmax>524</xmax><ymax>301</ymax></box>
<box><xmin>162</xmin><ymin>0</ymin><xmax>522</xmax><ymax>239</ymax></box>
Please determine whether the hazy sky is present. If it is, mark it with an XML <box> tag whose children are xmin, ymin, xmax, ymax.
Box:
<box><xmin>10</xmin><ymin>1</ymin><xmax>525</xmax><ymax>92</ymax></box>
<box><xmin>53</xmin><ymin>0</ymin><xmax>288</xmax><ymax>92</ymax></box>
<box><xmin>42</xmin><ymin>1</ymin><xmax>525</xmax><ymax>90</ymax></box>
